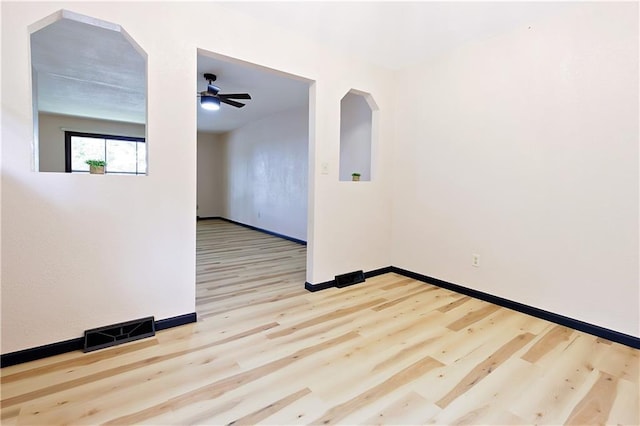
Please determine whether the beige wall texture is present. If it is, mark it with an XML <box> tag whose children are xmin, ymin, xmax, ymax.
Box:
<box><xmin>196</xmin><ymin>132</ymin><xmax>224</xmax><ymax>218</ymax></box>
<box><xmin>1</xmin><ymin>1</ymin><xmax>394</xmax><ymax>353</ymax></box>
<box><xmin>1</xmin><ymin>2</ymin><xmax>637</xmax><ymax>354</ymax></box>
<box><xmin>220</xmin><ymin>106</ymin><xmax>309</xmax><ymax>241</ymax></box>
<box><xmin>391</xmin><ymin>2</ymin><xmax>639</xmax><ymax>337</ymax></box>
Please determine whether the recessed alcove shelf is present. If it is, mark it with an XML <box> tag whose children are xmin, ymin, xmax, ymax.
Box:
<box><xmin>339</xmin><ymin>89</ymin><xmax>378</xmax><ymax>182</ymax></box>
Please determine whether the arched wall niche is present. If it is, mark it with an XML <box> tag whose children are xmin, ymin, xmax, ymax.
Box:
<box><xmin>339</xmin><ymin>89</ymin><xmax>378</xmax><ymax>182</ymax></box>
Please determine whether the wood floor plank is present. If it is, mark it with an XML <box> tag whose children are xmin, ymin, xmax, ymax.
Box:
<box><xmin>0</xmin><ymin>339</ymin><xmax>159</xmax><ymax>386</ymax></box>
<box><xmin>521</xmin><ymin>324</ymin><xmax>574</xmax><ymax>363</ymax></box>
<box><xmin>607</xmin><ymin>378</ymin><xmax>640</xmax><ymax>426</ymax></box>
<box><xmin>430</xmin><ymin>306</ymin><xmax>537</xmax><ymax>366</ymax></box>
<box><xmin>266</xmin><ymin>298</ymin><xmax>387</xmax><ymax>338</ymax></box>
<box><xmin>102</xmin><ymin>332</ymin><xmax>359</xmax><ymax>425</ymax></box>
<box><xmin>509</xmin><ymin>333</ymin><xmax>613</xmax><ymax>423</ymax></box>
<box><xmin>372</xmin><ymin>286</ymin><xmax>437</xmax><ymax>311</ymax></box>
<box><xmin>311</xmin><ymin>355</ymin><xmax>444</xmax><ymax>424</ymax></box>
<box><xmin>259</xmin><ymin>393</ymin><xmax>329</xmax><ymax>425</ymax></box>
<box><xmin>437</xmin><ymin>295</ymin><xmax>472</xmax><ymax>313</ymax></box>
<box><xmin>226</xmin><ymin>387</ymin><xmax>311</xmax><ymax>425</ymax></box>
<box><xmin>436</xmin><ymin>332</ymin><xmax>536</xmax><ymax>409</ymax></box>
<box><xmin>594</xmin><ymin>342</ymin><xmax>640</xmax><ymax>383</ymax></box>
<box><xmin>446</xmin><ymin>303</ymin><xmax>502</xmax><ymax>331</ymax></box>
<box><xmin>15</xmin><ymin>357</ymin><xmax>242</xmax><ymax>425</ymax></box>
<box><xmin>564</xmin><ymin>371</ymin><xmax>618</xmax><ymax>425</ymax></box>
<box><xmin>364</xmin><ymin>391</ymin><xmax>440</xmax><ymax>425</ymax></box>
<box><xmin>1</xmin><ymin>219</ymin><xmax>637</xmax><ymax>425</ymax></box>
<box><xmin>426</xmin><ymin>355</ymin><xmax>537</xmax><ymax>425</ymax></box>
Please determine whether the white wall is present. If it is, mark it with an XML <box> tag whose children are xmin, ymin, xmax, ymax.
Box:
<box><xmin>1</xmin><ymin>2</ymin><xmax>394</xmax><ymax>353</ymax></box>
<box><xmin>220</xmin><ymin>106</ymin><xmax>308</xmax><ymax>241</ymax></box>
<box><xmin>196</xmin><ymin>132</ymin><xmax>224</xmax><ymax>218</ymax></box>
<box><xmin>391</xmin><ymin>3</ymin><xmax>639</xmax><ymax>337</ymax></box>
<box><xmin>39</xmin><ymin>113</ymin><xmax>145</xmax><ymax>172</ymax></box>
<box><xmin>339</xmin><ymin>92</ymin><xmax>372</xmax><ymax>181</ymax></box>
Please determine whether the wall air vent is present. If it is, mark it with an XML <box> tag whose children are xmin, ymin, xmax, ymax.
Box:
<box><xmin>83</xmin><ymin>316</ymin><xmax>155</xmax><ymax>352</ymax></box>
<box><xmin>335</xmin><ymin>270</ymin><xmax>365</xmax><ymax>288</ymax></box>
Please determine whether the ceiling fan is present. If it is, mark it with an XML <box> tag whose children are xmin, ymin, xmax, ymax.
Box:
<box><xmin>197</xmin><ymin>73</ymin><xmax>251</xmax><ymax>110</ymax></box>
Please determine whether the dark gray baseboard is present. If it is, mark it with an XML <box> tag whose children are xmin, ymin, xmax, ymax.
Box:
<box><xmin>305</xmin><ymin>266</ymin><xmax>640</xmax><ymax>350</ymax></box>
<box><xmin>304</xmin><ymin>266</ymin><xmax>393</xmax><ymax>292</ymax></box>
<box><xmin>201</xmin><ymin>217</ymin><xmax>306</xmax><ymax>245</ymax></box>
<box><xmin>1</xmin><ymin>312</ymin><xmax>197</xmax><ymax>368</ymax></box>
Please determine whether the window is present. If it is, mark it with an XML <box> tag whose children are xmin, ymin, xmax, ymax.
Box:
<box><xmin>65</xmin><ymin>131</ymin><xmax>147</xmax><ymax>175</ymax></box>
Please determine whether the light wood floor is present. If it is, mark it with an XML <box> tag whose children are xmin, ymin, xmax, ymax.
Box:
<box><xmin>1</xmin><ymin>219</ymin><xmax>638</xmax><ymax>425</ymax></box>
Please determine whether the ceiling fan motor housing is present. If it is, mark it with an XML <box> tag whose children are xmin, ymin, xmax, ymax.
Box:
<box><xmin>199</xmin><ymin>72</ymin><xmax>251</xmax><ymax>108</ymax></box>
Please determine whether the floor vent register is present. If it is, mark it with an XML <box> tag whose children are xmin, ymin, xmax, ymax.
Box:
<box><xmin>83</xmin><ymin>316</ymin><xmax>155</xmax><ymax>352</ymax></box>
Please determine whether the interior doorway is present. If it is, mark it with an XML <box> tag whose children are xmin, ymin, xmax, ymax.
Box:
<box><xmin>195</xmin><ymin>49</ymin><xmax>312</xmax><ymax>315</ymax></box>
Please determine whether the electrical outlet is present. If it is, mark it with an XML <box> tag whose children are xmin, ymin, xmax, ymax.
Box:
<box><xmin>472</xmin><ymin>254</ymin><xmax>480</xmax><ymax>267</ymax></box>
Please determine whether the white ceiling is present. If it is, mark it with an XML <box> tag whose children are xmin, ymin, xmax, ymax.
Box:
<box><xmin>222</xmin><ymin>1</ymin><xmax>573</xmax><ymax>71</ymax></box>
<box><xmin>196</xmin><ymin>53</ymin><xmax>309</xmax><ymax>134</ymax></box>
<box><xmin>31</xmin><ymin>2</ymin><xmax>574</xmax><ymax>133</ymax></box>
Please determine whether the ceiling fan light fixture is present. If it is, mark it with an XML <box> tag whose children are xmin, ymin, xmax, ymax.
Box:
<box><xmin>197</xmin><ymin>73</ymin><xmax>250</xmax><ymax>109</ymax></box>
<box><xmin>201</xmin><ymin>95</ymin><xmax>220</xmax><ymax>111</ymax></box>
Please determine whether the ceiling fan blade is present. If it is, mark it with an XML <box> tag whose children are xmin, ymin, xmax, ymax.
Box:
<box><xmin>219</xmin><ymin>98</ymin><xmax>246</xmax><ymax>108</ymax></box>
<box><xmin>219</xmin><ymin>93</ymin><xmax>251</xmax><ymax>100</ymax></box>
<box><xmin>207</xmin><ymin>83</ymin><xmax>220</xmax><ymax>95</ymax></box>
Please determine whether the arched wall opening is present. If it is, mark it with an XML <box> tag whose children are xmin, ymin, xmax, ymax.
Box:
<box><xmin>339</xmin><ymin>89</ymin><xmax>378</xmax><ymax>182</ymax></box>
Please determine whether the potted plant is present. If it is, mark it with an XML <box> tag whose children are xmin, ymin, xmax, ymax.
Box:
<box><xmin>351</xmin><ymin>172</ymin><xmax>361</xmax><ymax>182</ymax></box>
<box><xmin>86</xmin><ymin>159</ymin><xmax>106</xmax><ymax>175</ymax></box>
